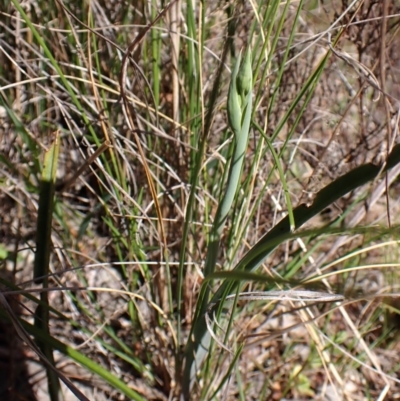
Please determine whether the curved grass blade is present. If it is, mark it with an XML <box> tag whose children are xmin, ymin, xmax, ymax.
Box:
<box><xmin>182</xmin><ymin>142</ymin><xmax>400</xmax><ymax>397</ymax></box>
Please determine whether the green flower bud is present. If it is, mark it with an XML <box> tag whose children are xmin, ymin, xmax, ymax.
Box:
<box><xmin>227</xmin><ymin>52</ymin><xmax>243</xmax><ymax>136</ymax></box>
<box><xmin>236</xmin><ymin>48</ymin><xmax>252</xmax><ymax>105</ymax></box>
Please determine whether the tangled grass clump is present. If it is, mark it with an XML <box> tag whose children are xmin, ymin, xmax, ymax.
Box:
<box><xmin>1</xmin><ymin>0</ymin><xmax>400</xmax><ymax>400</ymax></box>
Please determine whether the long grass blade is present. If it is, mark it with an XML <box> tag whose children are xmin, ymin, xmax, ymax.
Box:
<box><xmin>33</xmin><ymin>132</ymin><xmax>60</xmax><ymax>400</ymax></box>
<box><xmin>183</xmin><ymin>142</ymin><xmax>400</xmax><ymax>396</ymax></box>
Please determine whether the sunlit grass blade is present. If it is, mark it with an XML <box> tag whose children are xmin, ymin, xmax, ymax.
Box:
<box><xmin>183</xmin><ymin>142</ymin><xmax>400</xmax><ymax>395</ymax></box>
<box><xmin>2</xmin><ymin>0</ymin><xmax>399</xmax><ymax>399</ymax></box>
<box><xmin>176</xmin><ymin>4</ymin><xmax>234</xmax><ymax>355</ymax></box>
